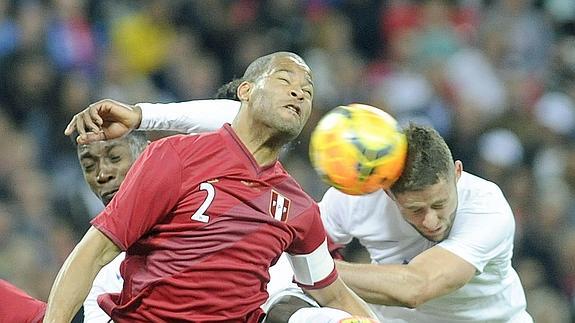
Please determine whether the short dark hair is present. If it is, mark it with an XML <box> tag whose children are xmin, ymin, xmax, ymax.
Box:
<box><xmin>390</xmin><ymin>124</ymin><xmax>454</xmax><ymax>194</ymax></box>
<box><xmin>123</xmin><ymin>131</ymin><xmax>148</xmax><ymax>158</ymax></box>
<box><xmin>214</xmin><ymin>79</ymin><xmax>243</xmax><ymax>100</ymax></box>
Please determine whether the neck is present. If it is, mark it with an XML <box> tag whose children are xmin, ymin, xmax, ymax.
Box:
<box><xmin>231</xmin><ymin>112</ymin><xmax>286</xmax><ymax>167</ymax></box>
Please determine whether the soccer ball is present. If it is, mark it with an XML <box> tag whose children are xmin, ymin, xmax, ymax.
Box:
<box><xmin>309</xmin><ymin>103</ymin><xmax>407</xmax><ymax>195</ymax></box>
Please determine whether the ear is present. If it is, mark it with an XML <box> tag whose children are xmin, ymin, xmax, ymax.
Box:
<box><xmin>237</xmin><ymin>81</ymin><xmax>252</xmax><ymax>101</ymax></box>
<box><xmin>454</xmin><ymin>160</ymin><xmax>463</xmax><ymax>181</ymax></box>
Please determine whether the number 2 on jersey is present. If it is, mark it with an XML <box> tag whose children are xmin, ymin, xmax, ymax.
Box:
<box><xmin>191</xmin><ymin>182</ymin><xmax>214</xmax><ymax>223</ymax></box>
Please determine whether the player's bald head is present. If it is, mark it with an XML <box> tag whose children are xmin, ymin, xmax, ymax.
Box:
<box><xmin>242</xmin><ymin>52</ymin><xmax>309</xmax><ymax>82</ymax></box>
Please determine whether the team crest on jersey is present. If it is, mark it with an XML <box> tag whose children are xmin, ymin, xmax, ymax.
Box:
<box><xmin>269</xmin><ymin>190</ymin><xmax>290</xmax><ymax>222</ymax></box>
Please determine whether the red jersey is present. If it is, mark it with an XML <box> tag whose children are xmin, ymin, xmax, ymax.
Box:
<box><xmin>91</xmin><ymin>125</ymin><xmax>336</xmax><ymax>322</ymax></box>
<box><xmin>0</xmin><ymin>280</ymin><xmax>46</xmax><ymax>323</ymax></box>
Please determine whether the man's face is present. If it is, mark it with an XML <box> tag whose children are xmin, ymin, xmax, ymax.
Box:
<box><xmin>248</xmin><ymin>56</ymin><xmax>314</xmax><ymax>140</ymax></box>
<box><xmin>392</xmin><ymin>163</ymin><xmax>462</xmax><ymax>242</ymax></box>
<box><xmin>78</xmin><ymin>139</ymin><xmax>137</xmax><ymax>206</ymax></box>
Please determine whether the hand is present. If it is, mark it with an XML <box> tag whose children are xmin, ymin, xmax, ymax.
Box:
<box><xmin>64</xmin><ymin>99</ymin><xmax>142</xmax><ymax>144</ymax></box>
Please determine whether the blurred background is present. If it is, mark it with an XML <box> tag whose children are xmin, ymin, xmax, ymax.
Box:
<box><xmin>0</xmin><ymin>0</ymin><xmax>574</xmax><ymax>321</ymax></box>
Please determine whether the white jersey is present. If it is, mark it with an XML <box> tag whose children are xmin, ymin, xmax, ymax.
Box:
<box><xmin>83</xmin><ymin>253</ymin><xmax>124</xmax><ymax>322</ymax></box>
<box><xmin>321</xmin><ymin>172</ymin><xmax>532</xmax><ymax>323</ymax></box>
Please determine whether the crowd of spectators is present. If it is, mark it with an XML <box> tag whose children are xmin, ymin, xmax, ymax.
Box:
<box><xmin>0</xmin><ymin>0</ymin><xmax>574</xmax><ymax>321</ymax></box>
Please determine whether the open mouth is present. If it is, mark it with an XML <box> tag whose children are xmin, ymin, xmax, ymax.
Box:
<box><xmin>284</xmin><ymin>104</ymin><xmax>301</xmax><ymax>116</ymax></box>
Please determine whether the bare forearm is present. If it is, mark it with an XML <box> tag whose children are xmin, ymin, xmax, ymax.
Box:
<box><xmin>44</xmin><ymin>227</ymin><xmax>120</xmax><ymax>322</ymax></box>
<box><xmin>337</xmin><ymin>246</ymin><xmax>477</xmax><ymax>308</ymax></box>
<box><xmin>336</xmin><ymin>261</ymin><xmax>426</xmax><ymax>307</ymax></box>
<box><xmin>44</xmin><ymin>250</ymin><xmax>99</xmax><ymax>321</ymax></box>
<box><xmin>306</xmin><ymin>278</ymin><xmax>378</xmax><ymax>319</ymax></box>
<box><xmin>325</xmin><ymin>290</ymin><xmax>377</xmax><ymax>318</ymax></box>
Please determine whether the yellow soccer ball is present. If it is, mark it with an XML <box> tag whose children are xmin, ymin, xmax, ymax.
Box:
<box><xmin>309</xmin><ymin>104</ymin><xmax>407</xmax><ymax>195</ymax></box>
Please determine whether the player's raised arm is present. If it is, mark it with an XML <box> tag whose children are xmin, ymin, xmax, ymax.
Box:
<box><xmin>65</xmin><ymin>98</ymin><xmax>240</xmax><ymax>144</ymax></box>
<box><xmin>43</xmin><ymin>227</ymin><xmax>121</xmax><ymax>323</ymax></box>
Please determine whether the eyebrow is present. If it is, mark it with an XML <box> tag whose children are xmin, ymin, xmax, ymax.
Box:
<box><xmin>79</xmin><ymin>151</ymin><xmax>94</xmax><ymax>159</ymax></box>
<box><xmin>105</xmin><ymin>142</ymin><xmax>122</xmax><ymax>152</ymax></box>
<box><xmin>404</xmin><ymin>199</ymin><xmax>448</xmax><ymax>209</ymax></box>
<box><xmin>78</xmin><ymin>142</ymin><xmax>122</xmax><ymax>158</ymax></box>
<box><xmin>274</xmin><ymin>69</ymin><xmax>314</xmax><ymax>87</ymax></box>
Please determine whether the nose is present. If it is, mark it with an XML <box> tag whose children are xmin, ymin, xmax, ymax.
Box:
<box><xmin>96</xmin><ymin>164</ymin><xmax>115</xmax><ymax>184</ymax></box>
<box><xmin>422</xmin><ymin>210</ymin><xmax>439</xmax><ymax>230</ymax></box>
<box><xmin>290</xmin><ymin>88</ymin><xmax>304</xmax><ymax>101</ymax></box>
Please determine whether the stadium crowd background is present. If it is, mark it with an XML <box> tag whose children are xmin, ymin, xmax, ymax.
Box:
<box><xmin>0</xmin><ymin>0</ymin><xmax>574</xmax><ymax>321</ymax></box>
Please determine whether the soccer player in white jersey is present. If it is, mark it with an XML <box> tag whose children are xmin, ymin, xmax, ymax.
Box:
<box><xmin>66</xmin><ymin>87</ymin><xmax>532</xmax><ymax>322</ymax></box>
<box><xmin>322</xmin><ymin>124</ymin><xmax>533</xmax><ymax>323</ymax></box>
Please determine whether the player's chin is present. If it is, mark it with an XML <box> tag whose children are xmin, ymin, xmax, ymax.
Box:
<box><xmin>276</xmin><ymin>123</ymin><xmax>303</xmax><ymax>141</ymax></box>
<box><xmin>428</xmin><ymin>227</ymin><xmax>452</xmax><ymax>242</ymax></box>
<box><xmin>338</xmin><ymin>317</ymin><xmax>379</xmax><ymax>323</ymax></box>
<box><xmin>422</xmin><ymin>229</ymin><xmax>446</xmax><ymax>242</ymax></box>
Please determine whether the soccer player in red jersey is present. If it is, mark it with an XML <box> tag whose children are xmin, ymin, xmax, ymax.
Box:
<box><xmin>44</xmin><ymin>52</ymin><xmax>377</xmax><ymax>322</ymax></box>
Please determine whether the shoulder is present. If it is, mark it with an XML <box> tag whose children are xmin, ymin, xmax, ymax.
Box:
<box><xmin>149</xmin><ymin>131</ymin><xmax>225</xmax><ymax>155</ymax></box>
<box><xmin>459</xmin><ymin>171</ymin><xmax>503</xmax><ymax>194</ymax></box>
<box><xmin>449</xmin><ymin>172</ymin><xmax>515</xmax><ymax>240</ymax></box>
<box><xmin>152</xmin><ymin>132</ymin><xmax>206</xmax><ymax>147</ymax></box>
<box><xmin>457</xmin><ymin>172</ymin><xmax>510</xmax><ymax>213</ymax></box>
<box><xmin>320</xmin><ymin>187</ymin><xmax>393</xmax><ymax>216</ymax></box>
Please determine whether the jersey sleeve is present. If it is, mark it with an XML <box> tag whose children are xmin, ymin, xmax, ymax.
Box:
<box><xmin>318</xmin><ymin>188</ymin><xmax>354</xmax><ymax>245</ymax></box>
<box><xmin>438</xmin><ymin>187</ymin><xmax>515</xmax><ymax>273</ymax></box>
<box><xmin>0</xmin><ymin>280</ymin><xmax>46</xmax><ymax>323</ymax></box>
<box><xmin>285</xmin><ymin>204</ymin><xmax>337</xmax><ymax>289</ymax></box>
<box><xmin>137</xmin><ymin>99</ymin><xmax>240</xmax><ymax>133</ymax></box>
<box><xmin>83</xmin><ymin>254</ymin><xmax>124</xmax><ymax>323</ymax></box>
<box><xmin>91</xmin><ymin>138</ymin><xmax>183</xmax><ymax>250</ymax></box>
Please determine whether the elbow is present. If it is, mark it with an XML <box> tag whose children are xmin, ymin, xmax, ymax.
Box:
<box><xmin>401</xmin><ymin>295</ymin><xmax>425</xmax><ymax>309</ymax></box>
<box><xmin>398</xmin><ymin>291</ymin><xmax>425</xmax><ymax>308</ymax></box>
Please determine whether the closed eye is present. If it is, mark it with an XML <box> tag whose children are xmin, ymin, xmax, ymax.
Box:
<box><xmin>409</xmin><ymin>208</ymin><xmax>424</xmax><ymax>215</ymax></box>
<box><xmin>82</xmin><ymin>163</ymin><xmax>95</xmax><ymax>172</ymax></box>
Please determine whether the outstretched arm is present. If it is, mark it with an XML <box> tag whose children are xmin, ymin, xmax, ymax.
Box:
<box><xmin>336</xmin><ymin>245</ymin><xmax>476</xmax><ymax>308</ymax></box>
<box><xmin>43</xmin><ymin>227</ymin><xmax>121</xmax><ymax>323</ymax></box>
<box><xmin>65</xmin><ymin>99</ymin><xmax>240</xmax><ymax>144</ymax></box>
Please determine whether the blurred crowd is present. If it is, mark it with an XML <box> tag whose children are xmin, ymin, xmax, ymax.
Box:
<box><xmin>0</xmin><ymin>0</ymin><xmax>574</xmax><ymax>321</ymax></box>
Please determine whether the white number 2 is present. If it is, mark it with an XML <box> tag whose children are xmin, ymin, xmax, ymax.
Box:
<box><xmin>191</xmin><ymin>182</ymin><xmax>215</xmax><ymax>223</ymax></box>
